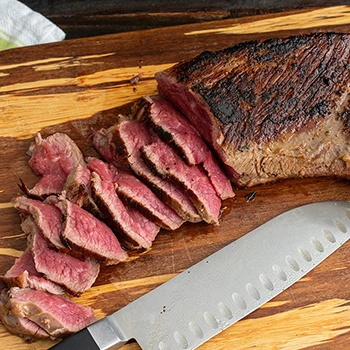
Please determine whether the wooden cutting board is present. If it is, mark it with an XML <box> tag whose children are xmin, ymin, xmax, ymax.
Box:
<box><xmin>0</xmin><ymin>5</ymin><xmax>350</xmax><ymax>350</ymax></box>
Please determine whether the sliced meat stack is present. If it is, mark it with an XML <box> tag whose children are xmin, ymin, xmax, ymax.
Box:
<box><xmin>0</xmin><ymin>287</ymin><xmax>96</xmax><ymax>340</ymax></box>
<box><xmin>144</xmin><ymin>97</ymin><xmax>235</xmax><ymax>200</ymax></box>
<box><xmin>1</xmin><ymin>247</ymin><xmax>64</xmax><ymax>296</ymax></box>
<box><xmin>21</xmin><ymin>132</ymin><xmax>85</xmax><ymax>198</ymax></box>
<box><xmin>60</xmin><ymin>198</ymin><xmax>128</xmax><ymax>264</ymax></box>
<box><xmin>155</xmin><ymin>32</ymin><xmax>350</xmax><ymax>186</ymax></box>
<box><xmin>141</xmin><ymin>140</ymin><xmax>221</xmax><ymax>224</ymax></box>
<box><xmin>87</xmin><ymin>158</ymin><xmax>160</xmax><ymax>249</ymax></box>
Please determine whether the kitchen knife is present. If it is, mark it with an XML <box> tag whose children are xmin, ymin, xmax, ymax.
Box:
<box><xmin>50</xmin><ymin>201</ymin><xmax>350</xmax><ymax>350</ymax></box>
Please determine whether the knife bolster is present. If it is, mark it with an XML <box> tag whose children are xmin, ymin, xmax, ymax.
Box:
<box><xmin>88</xmin><ymin>317</ymin><xmax>129</xmax><ymax>349</ymax></box>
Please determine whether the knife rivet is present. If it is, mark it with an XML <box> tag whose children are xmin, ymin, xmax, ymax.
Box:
<box><xmin>232</xmin><ymin>292</ymin><xmax>247</xmax><ymax>309</ymax></box>
<box><xmin>218</xmin><ymin>302</ymin><xmax>233</xmax><ymax>319</ymax></box>
<box><xmin>323</xmin><ymin>228</ymin><xmax>336</xmax><ymax>243</ymax></box>
<box><xmin>311</xmin><ymin>238</ymin><xmax>324</xmax><ymax>252</ymax></box>
<box><xmin>272</xmin><ymin>265</ymin><xmax>287</xmax><ymax>281</ymax></box>
<box><xmin>259</xmin><ymin>274</ymin><xmax>274</xmax><ymax>291</ymax></box>
<box><xmin>333</xmin><ymin>218</ymin><xmax>347</xmax><ymax>233</ymax></box>
<box><xmin>173</xmin><ymin>331</ymin><xmax>188</xmax><ymax>349</ymax></box>
<box><xmin>298</xmin><ymin>247</ymin><xmax>312</xmax><ymax>262</ymax></box>
<box><xmin>286</xmin><ymin>255</ymin><xmax>300</xmax><ymax>271</ymax></box>
<box><xmin>189</xmin><ymin>321</ymin><xmax>204</xmax><ymax>338</ymax></box>
<box><xmin>246</xmin><ymin>283</ymin><xmax>261</xmax><ymax>300</ymax></box>
<box><xmin>204</xmin><ymin>311</ymin><xmax>219</xmax><ymax>328</ymax></box>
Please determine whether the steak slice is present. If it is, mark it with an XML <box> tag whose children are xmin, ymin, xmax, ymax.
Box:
<box><xmin>64</xmin><ymin>165</ymin><xmax>102</xmax><ymax>219</ymax></box>
<box><xmin>88</xmin><ymin>158</ymin><xmax>173</xmax><ymax>232</ymax></box>
<box><xmin>145</xmin><ymin>96</ymin><xmax>234</xmax><ymax>200</ymax></box>
<box><xmin>90</xmin><ymin>171</ymin><xmax>156</xmax><ymax>249</ymax></box>
<box><xmin>115</xmin><ymin>169</ymin><xmax>183</xmax><ymax>230</ymax></box>
<box><xmin>112</xmin><ymin>121</ymin><xmax>201</xmax><ymax>222</ymax></box>
<box><xmin>156</xmin><ymin>32</ymin><xmax>350</xmax><ymax>187</ymax></box>
<box><xmin>4</xmin><ymin>287</ymin><xmax>96</xmax><ymax>337</ymax></box>
<box><xmin>19</xmin><ymin>174</ymin><xmax>66</xmax><ymax>200</ymax></box>
<box><xmin>12</xmin><ymin>196</ymin><xmax>65</xmax><ymax>250</ymax></box>
<box><xmin>22</xmin><ymin>217</ymin><xmax>100</xmax><ymax>296</ymax></box>
<box><xmin>141</xmin><ymin>140</ymin><xmax>221</xmax><ymax>224</ymax></box>
<box><xmin>87</xmin><ymin>157</ymin><xmax>183</xmax><ymax>230</ymax></box>
<box><xmin>25</xmin><ymin>132</ymin><xmax>86</xmax><ymax>196</ymax></box>
<box><xmin>0</xmin><ymin>313</ymin><xmax>50</xmax><ymax>341</ymax></box>
<box><xmin>1</xmin><ymin>246</ymin><xmax>64</xmax><ymax>295</ymax></box>
<box><xmin>0</xmin><ymin>289</ymin><xmax>50</xmax><ymax>341</ymax></box>
<box><xmin>93</xmin><ymin>129</ymin><xmax>117</xmax><ymax>164</ymax></box>
<box><xmin>60</xmin><ymin>198</ymin><xmax>128</xmax><ymax>264</ymax></box>
<box><xmin>202</xmin><ymin>153</ymin><xmax>235</xmax><ymax>200</ymax></box>
<box><xmin>145</xmin><ymin>96</ymin><xmax>209</xmax><ymax>165</ymax></box>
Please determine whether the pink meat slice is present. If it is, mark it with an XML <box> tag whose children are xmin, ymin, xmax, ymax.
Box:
<box><xmin>202</xmin><ymin>152</ymin><xmax>235</xmax><ymax>200</ymax></box>
<box><xmin>64</xmin><ymin>165</ymin><xmax>102</xmax><ymax>219</ymax></box>
<box><xmin>12</xmin><ymin>196</ymin><xmax>65</xmax><ymax>250</ymax></box>
<box><xmin>1</xmin><ymin>246</ymin><xmax>64</xmax><ymax>295</ymax></box>
<box><xmin>126</xmin><ymin>205</ymin><xmax>160</xmax><ymax>244</ymax></box>
<box><xmin>146</xmin><ymin>96</ymin><xmax>209</xmax><ymax>164</ymax></box>
<box><xmin>87</xmin><ymin>157</ymin><xmax>183</xmax><ymax>230</ymax></box>
<box><xmin>141</xmin><ymin>140</ymin><xmax>222</xmax><ymax>224</ymax></box>
<box><xmin>0</xmin><ymin>289</ymin><xmax>51</xmax><ymax>341</ymax></box>
<box><xmin>60</xmin><ymin>198</ymin><xmax>128</xmax><ymax>264</ymax></box>
<box><xmin>1</xmin><ymin>314</ymin><xmax>51</xmax><ymax>340</ymax></box>
<box><xmin>6</xmin><ymin>287</ymin><xmax>96</xmax><ymax>337</ymax></box>
<box><xmin>26</xmin><ymin>132</ymin><xmax>86</xmax><ymax>197</ymax></box>
<box><xmin>90</xmin><ymin>171</ymin><xmax>154</xmax><ymax>249</ymax></box>
<box><xmin>113</xmin><ymin>121</ymin><xmax>201</xmax><ymax>222</ymax></box>
<box><xmin>28</xmin><ymin>132</ymin><xmax>85</xmax><ymax>179</ymax></box>
<box><xmin>115</xmin><ymin>169</ymin><xmax>183</xmax><ymax>230</ymax></box>
<box><xmin>146</xmin><ymin>97</ymin><xmax>234</xmax><ymax>200</ymax></box>
<box><xmin>22</xmin><ymin>217</ymin><xmax>100</xmax><ymax>296</ymax></box>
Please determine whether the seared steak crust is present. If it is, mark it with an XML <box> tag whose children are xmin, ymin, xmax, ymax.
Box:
<box><xmin>156</xmin><ymin>33</ymin><xmax>350</xmax><ymax>186</ymax></box>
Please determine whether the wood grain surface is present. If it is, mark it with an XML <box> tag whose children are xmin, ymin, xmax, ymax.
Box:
<box><xmin>0</xmin><ymin>6</ymin><xmax>350</xmax><ymax>350</ymax></box>
<box><xmin>19</xmin><ymin>0</ymin><xmax>350</xmax><ymax>39</ymax></box>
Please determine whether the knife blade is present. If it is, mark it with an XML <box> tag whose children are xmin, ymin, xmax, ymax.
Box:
<box><xmin>50</xmin><ymin>201</ymin><xmax>350</xmax><ymax>350</ymax></box>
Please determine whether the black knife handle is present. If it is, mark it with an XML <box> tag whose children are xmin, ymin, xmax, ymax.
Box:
<box><xmin>49</xmin><ymin>328</ymin><xmax>100</xmax><ymax>350</ymax></box>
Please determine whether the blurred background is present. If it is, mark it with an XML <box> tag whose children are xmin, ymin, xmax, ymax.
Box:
<box><xmin>20</xmin><ymin>0</ymin><xmax>350</xmax><ymax>39</ymax></box>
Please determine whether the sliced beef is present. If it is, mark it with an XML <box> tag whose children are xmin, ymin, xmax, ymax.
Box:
<box><xmin>28</xmin><ymin>132</ymin><xmax>85</xmax><ymax>179</ymax></box>
<box><xmin>19</xmin><ymin>175</ymin><xmax>66</xmax><ymax>200</ymax></box>
<box><xmin>1</xmin><ymin>247</ymin><xmax>64</xmax><ymax>295</ymax></box>
<box><xmin>93</xmin><ymin>129</ymin><xmax>117</xmax><ymax>164</ymax></box>
<box><xmin>111</xmin><ymin>121</ymin><xmax>201</xmax><ymax>222</ymax></box>
<box><xmin>24</xmin><ymin>132</ymin><xmax>86</xmax><ymax>197</ymax></box>
<box><xmin>202</xmin><ymin>152</ymin><xmax>235</xmax><ymax>200</ymax></box>
<box><xmin>60</xmin><ymin>198</ymin><xmax>128</xmax><ymax>264</ymax></box>
<box><xmin>64</xmin><ymin>165</ymin><xmax>102</xmax><ymax>219</ymax></box>
<box><xmin>141</xmin><ymin>140</ymin><xmax>221</xmax><ymax>224</ymax></box>
<box><xmin>115</xmin><ymin>169</ymin><xmax>183</xmax><ymax>230</ymax></box>
<box><xmin>145</xmin><ymin>96</ymin><xmax>234</xmax><ymax>199</ymax></box>
<box><xmin>12</xmin><ymin>196</ymin><xmax>65</xmax><ymax>250</ymax></box>
<box><xmin>3</xmin><ymin>287</ymin><xmax>96</xmax><ymax>337</ymax></box>
<box><xmin>0</xmin><ymin>289</ymin><xmax>50</xmax><ymax>341</ymax></box>
<box><xmin>0</xmin><ymin>313</ymin><xmax>50</xmax><ymax>341</ymax></box>
<box><xmin>90</xmin><ymin>172</ymin><xmax>156</xmax><ymax>249</ymax></box>
<box><xmin>156</xmin><ymin>33</ymin><xmax>350</xmax><ymax>187</ymax></box>
<box><xmin>145</xmin><ymin>96</ymin><xmax>209</xmax><ymax>165</ymax></box>
<box><xmin>21</xmin><ymin>217</ymin><xmax>100</xmax><ymax>296</ymax></box>
<box><xmin>87</xmin><ymin>157</ymin><xmax>183</xmax><ymax>230</ymax></box>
